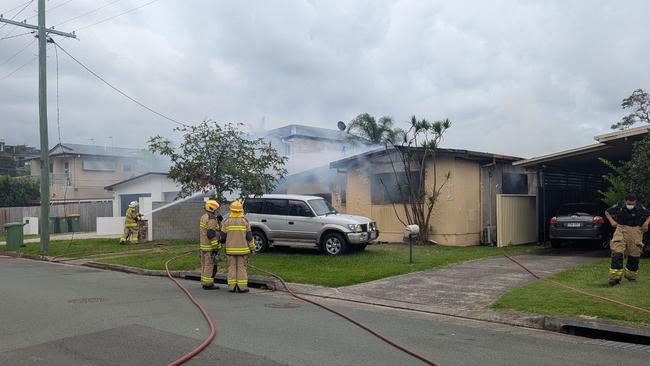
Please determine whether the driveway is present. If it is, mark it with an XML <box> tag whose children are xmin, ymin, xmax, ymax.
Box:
<box><xmin>290</xmin><ymin>249</ymin><xmax>605</xmax><ymax>325</ymax></box>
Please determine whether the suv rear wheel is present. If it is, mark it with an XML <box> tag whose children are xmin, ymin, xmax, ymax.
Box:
<box><xmin>252</xmin><ymin>230</ymin><xmax>269</xmax><ymax>253</ymax></box>
<box><xmin>321</xmin><ymin>232</ymin><xmax>348</xmax><ymax>256</ymax></box>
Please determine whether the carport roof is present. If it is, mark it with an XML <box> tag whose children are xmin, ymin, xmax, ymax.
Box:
<box><xmin>514</xmin><ymin>125</ymin><xmax>649</xmax><ymax>168</ymax></box>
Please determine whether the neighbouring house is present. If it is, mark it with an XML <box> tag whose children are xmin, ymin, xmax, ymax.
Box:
<box><xmin>104</xmin><ymin>172</ymin><xmax>181</xmax><ymax>216</ymax></box>
<box><xmin>26</xmin><ymin>143</ymin><xmax>168</xmax><ymax>202</ymax></box>
<box><xmin>514</xmin><ymin>124</ymin><xmax>650</xmax><ymax>242</ymax></box>
<box><xmin>263</xmin><ymin>124</ymin><xmax>373</xmax><ymax>174</ymax></box>
<box><xmin>0</xmin><ymin>140</ymin><xmax>40</xmax><ymax>168</ymax></box>
<box><xmin>329</xmin><ymin>147</ymin><xmax>526</xmax><ymax>246</ymax></box>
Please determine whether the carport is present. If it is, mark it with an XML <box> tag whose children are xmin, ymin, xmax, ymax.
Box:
<box><xmin>514</xmin><ymin>125</ymin><xmax>649</xmax><ymax>242</ymax></box>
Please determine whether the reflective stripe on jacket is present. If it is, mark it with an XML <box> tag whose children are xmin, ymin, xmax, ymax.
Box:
<box><xmin>199</xmin><ymin>213</ymin><xmax>221</xmax><ymax>251</ymax></box>
<box><xmin>222</xmin><ymin>216</ymin><xmax>253</xmax><ymax>255</ymax></box>
<box><xmin>124</xmin><ymin>207</ymin><xmax>139</xmax><ymax>228</ymax></box>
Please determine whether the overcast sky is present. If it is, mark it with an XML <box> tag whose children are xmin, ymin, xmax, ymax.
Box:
<box><xmin>1</xmin><ymin>0</ymin><xmax>649</xmax><ymax>158</ymax></box>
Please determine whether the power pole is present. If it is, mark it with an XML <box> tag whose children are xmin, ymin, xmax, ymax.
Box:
<box><xmin>1</xmin><ymin>2</ymin><xmax>76</xmax><ymax>252</ymax></box>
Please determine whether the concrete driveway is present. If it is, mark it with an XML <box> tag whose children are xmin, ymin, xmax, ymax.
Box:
<box><xmin>290</xmin><ymin>249</ymin><xmax>606</xmax><ymax>325</ymax></box>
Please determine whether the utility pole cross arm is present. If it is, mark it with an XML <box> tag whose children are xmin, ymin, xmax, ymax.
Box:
<box><xmin>0</xmin><ymin>16</ymin><xmax>77</xmax><ymax>39</ymax></box>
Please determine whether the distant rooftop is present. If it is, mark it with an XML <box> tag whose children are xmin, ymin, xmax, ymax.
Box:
<box><xmin>48</xmin><ymin>143</ymin><xmax>148</xmax><ymax>159</ymax></box>
<box><xmin>266</xmin><ymin>124</ymin><xmax>347</xmax><ymax>141</ymax></box>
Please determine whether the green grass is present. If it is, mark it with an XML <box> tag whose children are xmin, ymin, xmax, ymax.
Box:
<box><xmin>1</xmin><ymin>238</ymin><xmax>196</xmax><ymax>258</ymax></box>
<box><xmin>100</xmin><ymin>243</ymin><xmax>538</xmax><ymax>287</ymax></box>
<box><xmin>491</xmin><ymin>258</ymin><xmax>650</xmax><ymax>325</ymax></box>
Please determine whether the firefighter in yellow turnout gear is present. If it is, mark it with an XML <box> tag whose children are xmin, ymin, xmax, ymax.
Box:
<box><xmin>120</xmin><ymin>201</ymin><xmax>142</xmax><ymax>244</ymax></box>
<box><xmin>199</xmin><ymin>200</ymin><xmax>222</xmax><ymax>290</ymax></box>
<box><xmin>221</xmin><ymin>200</ymin><xmax>256</xmax><ymax>293</ymax></box>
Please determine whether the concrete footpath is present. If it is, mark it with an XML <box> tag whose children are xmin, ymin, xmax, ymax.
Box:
<box><xmin>0</xmin><ymin>232</ymin><xmax>121</xmax><ymax>245</ymax></box>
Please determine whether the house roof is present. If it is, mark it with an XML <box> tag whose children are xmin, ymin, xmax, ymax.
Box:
<box><xmin>48</xmin><ymin>143</ymin><xmax>148</xmax><ymax>159</ymax></box>
<box><xmin>514</xmin><ymin>125</ymin><xmax>649</xmax><ymax>168</ymax></box>
<box><xmin>266</xmin><ymin>124</ymin><xmax>347</xmax><ymax>141</ymax></box>
<box><xmin>104</xmin><ymin>172</ymin><xmax>168</xmax><ymax>191</ymax></box>
<box><xmin>329</xmin><ymin>146</ymin><xmax>521</xmax><ymax>169</ymax></box>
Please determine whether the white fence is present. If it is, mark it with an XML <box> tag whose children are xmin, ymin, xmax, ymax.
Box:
<box><xmin>0</xmin><ymin>201</ymin><xmax>113</xmax><ymax>233</ymax></box>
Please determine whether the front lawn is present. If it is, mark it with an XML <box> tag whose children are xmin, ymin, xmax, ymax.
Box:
<box><xmin>491</xmin><ymin>258</ymin><xmax>650</xmax><ymax>325</ymax></box>
<box><xmin>100</xmin><ymin>243</ymin><xmax>538</xmax><ymax>287</ymax></box>
<box><xmin>1</xmin><ymin>238</ymin><xmax>195</xmax><ymax>258</ymax></box>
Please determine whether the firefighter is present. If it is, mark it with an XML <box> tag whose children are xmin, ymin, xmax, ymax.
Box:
<box><xmin>199</xmin><ymin>200</ymin><xmax>222</xmax><ymax>290</ymax></box>
<box><xmin>221</xmin><ymin>200</ymin><xmax>256</xmax><ymax>293</ymax></box>
<box><xmin>605</xmin><ymin>193</ymin><xmax>650</xmax><ymax>286</ymax></box>
<box><xmin>120</xmin><ymin>201</ymin><xmax>142</xmax><ymax>244</ymax></box>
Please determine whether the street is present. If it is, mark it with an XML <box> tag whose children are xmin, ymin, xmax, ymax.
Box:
<box><xmin>1</xmin><ymin>257</ymin><xmax>648</xmax><ymax>366</ymax></box>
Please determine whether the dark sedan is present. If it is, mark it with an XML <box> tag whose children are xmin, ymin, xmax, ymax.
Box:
<box><xmin>549</xmin><ymin>203</ymin><xmax>611</xmax><ymax>248</ymax></box>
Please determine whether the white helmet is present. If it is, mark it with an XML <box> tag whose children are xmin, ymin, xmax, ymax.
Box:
<box><xmin>129</xmin><ymin>201</ymin><xmax>138</xmax><ymax>208</ymax></box>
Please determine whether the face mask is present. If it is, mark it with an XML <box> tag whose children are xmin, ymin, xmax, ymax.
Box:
<box><xmin>626</xmin><ymin>204</ymin><xmax>635</xmax><ymax>210</ymax></box>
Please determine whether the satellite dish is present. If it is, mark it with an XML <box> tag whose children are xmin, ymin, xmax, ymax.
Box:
<box><xmin>337</xmin><ymin>121</ymin><xmax>347</xmax><ymax>131</ymax></box>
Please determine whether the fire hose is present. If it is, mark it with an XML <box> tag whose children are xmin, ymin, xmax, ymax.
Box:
<box><xmin>164</xmin><ymin>252</ymin><xmax>216</xmax><ymax>366</ymax></box>
<box><xmin>501</xmin><ymin>250</ymin><xmax>650</xmax><ymax>314</ymax></box>
<box><xmin>248</xmin><ymin>263</ymin><xmax>442</xmax><ymax>366</ymax></box>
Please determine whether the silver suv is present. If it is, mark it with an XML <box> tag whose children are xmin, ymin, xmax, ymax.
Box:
<box><xmin>243</xmin><ymin>194</ymin><xmax>379</xmax><ymax>255</ymax></box>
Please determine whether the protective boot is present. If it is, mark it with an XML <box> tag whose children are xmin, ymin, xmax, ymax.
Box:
<box><xmin>608</xmin><ymin>276</ymin><xmax>621</xmax><ymax>286</ymax></box>
<box><xmin>625</xmin><ymin>257</ymin><xmax>640</xmax><ymax>282</ymax></box>
<box><xmin>202</xmin><ymin>283</ymin><xmax>219</xmax><ymax>290</ymax></box>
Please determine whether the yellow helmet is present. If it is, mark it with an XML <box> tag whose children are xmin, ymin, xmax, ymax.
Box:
<box><xmin>205</xmin><ymin>200</ymin><xmax>220</xmax><ymax>213</ymax></box>
<box><xmin>229</xmin><ymin>200</ymin><xmax>243</xmax><ymax>213</ymax></box>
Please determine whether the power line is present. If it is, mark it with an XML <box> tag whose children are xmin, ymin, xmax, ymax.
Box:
<box><xmin>74</xmin><ymin>0</ymin><xmax>161</xmax><ymax>31</ymax></box>
<box><xmin>53</xmin><ymin>0</ymin><xmax>123</xmax><ymax>28</ymax></box>
<box><xmin>0</xmin><ymin>53</ymin><xmax>37</xmax><ymax>81</ymax></box>
<box><xmin>0</xmin><ymin>37</ymin><xmax>35</xmax><ymax>66</ymax></box>
<box><xmin>26</xmin><ymin>0</ymin><xmax>74</xmax><ymax>20</ymax></box>
<box><xmin>2</xmin><ymin>0</ymin><xmax>33</xmax><ymax>15</ymax></box>
<box><xmin>0</xmin><ymin>0</ymin><xmax>34</xmax><ymax>32</ymax></box>
<box><xmin>53</xmin><ymin>40</ymin><xmax>189</xmax><ymax>127</ymax></box>
<box><xmin>0</xmin><ymin>30</ymin><xmax>35</xmax><ymax>40</ymax></box>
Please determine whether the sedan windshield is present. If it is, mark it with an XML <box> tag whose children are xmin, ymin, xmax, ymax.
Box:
<box><xmin>557</xmin><ymin>204</ymin><xmax>597</xmax><ymax>216</ymax></box>
<box><xmin>308</xmin><ymin>199</ymin><xmax>337</xmax><ymax>216</ymax></box>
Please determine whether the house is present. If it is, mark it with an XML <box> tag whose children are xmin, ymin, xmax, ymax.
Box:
<box><xmin>104</xmin><ymin>172</ymin><xmax>181</xmax><ymax>216</ymax></box>
<box><xmin>263</xmin><ymin>124</ymin><xmax>373</xmax><ymax>174</ymax></box>
<box><xmin>0</xmin><ymin>140</ymin><xmax>40</xmax><ymax>167</ymax></box>
<box><xmin>26</xmin><ymin>143</ymin><xmax>168</xmax><ymax>202</ymax></box>
<box><xmin>329</xmin><ymin>147</ymin><xmax>525</xmax><ymax>246</ymax></box>
<box><xmin>514</xmin><ymin>124</ymin><xmax>650</xmax><ymax>242</ymax></box>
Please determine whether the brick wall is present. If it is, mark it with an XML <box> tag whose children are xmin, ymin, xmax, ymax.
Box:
<box><xmin>151</xmin><ymin>201</ymin><xmax>206</xmax><ymax>240</ymax></box>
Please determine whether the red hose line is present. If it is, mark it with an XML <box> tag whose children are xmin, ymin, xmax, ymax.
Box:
<box><xmin>165</xmin><ymin>252</ymin><xmax>217</xmax><ymax>366</ymax></box>
<box><xmin>501</xmin><ymin>250</ymin><xmax>650</xmax><ymax>315</ymax></box>
<box><xmin>248</xmin><ymin>264</ymin><xmax>441</xmax><ymax>366</ymax></box>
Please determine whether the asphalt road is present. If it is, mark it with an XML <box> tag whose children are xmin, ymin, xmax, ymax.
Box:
<box><xmin>0</xmin><ymin>256</ymin><xmax>648</xmax><ymax>366</ymax></box>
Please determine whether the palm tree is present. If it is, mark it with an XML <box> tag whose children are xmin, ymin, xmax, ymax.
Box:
<box><xmin>346</xmin><ymin>113</ymin><xmax>404</xmax><ymax>145</ymax></box>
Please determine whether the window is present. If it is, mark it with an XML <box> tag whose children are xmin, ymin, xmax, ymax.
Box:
<box><xmin>163</xmin><ymin>191</ymin><xmax>179</xmax><ymax>202</ymax></box>
<box><xmin>244</xmin><ymin>198</ymin><xmax>265</xmax><ymax>214</ymax></box>
<box><xmin>123</xmin><ymin>164</ymin><xmax>132</xmax><ymax>172</ymax></box>
<box><xmin>308</xmin><ymin>199</ymin><xmax>337</xmax><ymax>216</ymax></box>
<box><xmin>82</xmin><ymin>159</ymin><xmax>115</xmax><ymax>171</ymax></box>
<box><xmin>557</xmin><ymin>204</ymin><xmax>597</xmax><ymax>216</ymax></box>
<box><xmin>288</xmin><ymin>200</ymin><xmax>313</xmax><ymax>217</ymax></box>
<box><xmin>262</xmin><ymin>199</ymin><xmax>288</xmax><ymax>215</ymax></box>
<box><xmin>49</xmin><ymin>161</ymin><xmax>54</xmax><ymax>173</ymax></box>
<box><xmin>502</xmin><ymin>173</ymin><xmax>528</xmax><ymax>194</ymax></box>
<box><xmin>370</xmin><ymin>172</ymin><xmax>421</xmax><ymax>204</ymax></box>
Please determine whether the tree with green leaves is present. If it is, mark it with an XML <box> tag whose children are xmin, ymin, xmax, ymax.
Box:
<box><xmin>598</xmin><ymin>158</ymin><xmax>628</xmax><ymax>206</ymax></box>
<box><xmin>346</xmin><ymin>113</ymin><xmax>404</xmax><ymax>145</ymax></box>
<box><xmin>611</xmin><ymin>88</ymin><xmax>649</xmax><ymax>130</ymax></box>
<box><xmin>382</xmin><ymin>116</ymin><xmax>452</xmax><ymax>243</ymax></box>
<box><xmin>627</xmin><ymin>134</ymin><xmax>650</xmax><ymax>205</ymax></box>
<box><xmin>0</xmin><ymin>152</ymin><xmax>17</xmax><ymax>176</ymax></box>
<box><xmin>0</xmin><ymin>176</ymin><xmax>39</xmax><ymax>206</ymax></box>
<box><xmin>149</xmin><ymin>121</ymin><xmax>288</xmax><ymax>203</ymax></box>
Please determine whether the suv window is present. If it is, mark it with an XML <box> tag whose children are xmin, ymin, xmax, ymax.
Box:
<box><xmin>244</xmin><ymin>199</ymin><xmax>264</xmax><ymax>214</ymax></box>
<box><xmin>263</xmin><ymin>199</ymin><xmax>288</xmax><ymax>215</ymax></box>
<box><xmin>308</xmin><ymin>199</ymin><xmax>337</xmax><ymax>216</ymax></box>
<box><xmin>288</xmin><ymin>200</ymin><xmax>313</xmax><ymax>217</ymax></box>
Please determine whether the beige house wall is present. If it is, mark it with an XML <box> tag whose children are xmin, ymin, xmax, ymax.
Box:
<box><xmin>29</xmin><ymin>156</ymin><xmax>144</xmax><ymax>201</ymax></box>
<box><xmin>496</xmin><ymin>194</ymin><xmax>537</xmax><ymax>247</ymax></box>
<box><xmin>343</xmin><ymin>155</ymin><xmax>482</xmax><ymax>246</ymax></box>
